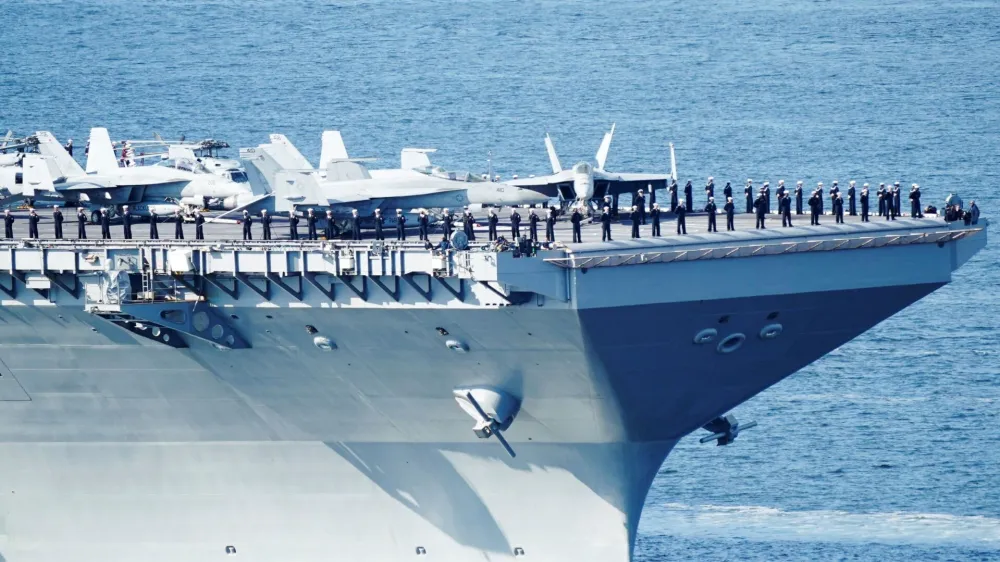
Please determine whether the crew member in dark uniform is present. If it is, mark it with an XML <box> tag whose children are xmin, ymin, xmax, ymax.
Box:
<box><xmin>781</xmin><ymin>192</ymin><xmax>793</xmax><ymax>227</ymax></box>
<box><xmin>122</xmin><ymin>206</ymin><xmax>133</xmax><ymax>239</ymax></box>
<box><xmin>462</xmin><ymin>209</ymin><xmax>476</xmax><ymax>241</ymax></box>
<box><xmin>724</xmin><ymin>196</ymin><xmax>735</xmax><ymax>231</ymax></box>
<box><xmin>77</xmin><ymin>208</ymin><xmax>87</xmax><ymax>239</ymax></box>
<box><xmin>705</xmin><ymin>197</ymin><xmax>717</xmax><ymax>232</ymax></box>
<box><xmin>833</xmin><ymin>193</ymin><xmax>844</xmax><ymax>224</ymax></box>
<box><xmin>860</xmin><ymin>185</ymin><xmax>870</xmax><ymax>222</ymax></box>
<box><xmin>529</xmin><ymin>210</ymin><xmax>539</xmax><ymax>242</ymax></box>
<box><xmin>795</xmin><ymin>180</ymin><xmax>804</xmax><ymax>215</ymax></box>
<box><xmin>775</xmin><ymin>180</ymin><xmax>786</xmax><ymax>209</ymax></box>
<box><xmin>892</xmin><ymin>182</ymin><xmax>902</xmax><ymax>217</ymax></box>
<box><xmin>395</xmin><ymin>209</ymin><xmax>406</xmax><ymax>240</ymax></box>
<box><xmin>307</xmin><ymin>209</ymin><xmax>318</xmax><ymax>240</ymax></box>
<box><xmin>324</xmin><ymin>210</ymin><xmax>336</xmax><ymax>239</ymax></box>
<box><xmin>683</xmin><ymin>181</ymin><xmax>693</xmax><ymax>212</ymax></box>
<box><xmin>970</xmin><ymin>200</ymin><xmax>980</xmax><ymax>224</ymax></box>
<box><xmin>650</xmin><ymin>202</ymin><xmax>661</xmax><ymax>237</ymax></box>
<box><xmin>600</xmin><ymin>206</ymin><xmax>612</xmax><ymax>241</ymax></box>
<box><xmin>350</xmin><ymin>209</ymin><xmax>362</xmax><ymax>241</ymax></box>
<box><xmin>149</xmin><ymin>210</ymin><xmax>158</xmax><ymax>239</ymax></box>
<box><xmin>241</xmin><ymin>210</ymin><xmax>252</xmax><ymax>240</ymax></box>
<box><xmin>545</xmin><ymin>208</ymin><xmax>556</xmax><ymax>242</ymax></box>
<box><xmin>848</xmin><ymin>181</ymin><xmax>857</xmax><ymax>216</ymax></box>
<box><xmin>26</xmin><ymin>209</ymin><xmax>39</xmax><ymax>239</ymax></box>
<box><xmin>510</xmin><ymin>209</ymin><xmax>521</xmax><ymax>238</ymax></box>
<box><xmin>50</xmin><ymin>206</ymin><xmax>63</xmax><ymax>239</ymax></box>
<box><xmin>884</xmin><ymin>191</ymin><xmax>895</xmax><ymax>221</ymax></box>
<box><xmin>194</xmin><ymin>210</ymin><xmax>205</xmax><ymax>240</ymax></box>
<box><xmin>705</xmin><ymin>177</ymin><xmax>715</xmax><ymax>203</ymax></box>
<box><xmin>487</xmin><ymin>209</ymin><xmax>498</xmax><ymax>241</ymax></box>
<box><xmin>441</xmin><ymin>208</ymin><xmax>453</xmax><ymax>240</ymax></box>
<box><xmin>418</xmin><ymin>210</ymin><xmax>429</xmax><ymax>241</ymax></box>
<box><xmin>174</xmin><ymin>210</ymin><xmax>184</xmax><ymax>239</ymax></box>
<box><xmin>744</xmin><ymin>179</ymin><xmax>753</xmax><ymax>213</ymax></box>
<box><xmin>373</xmin><ymin>209</ymin><xmax>384</xmax><ymax>240</ymax></box>
<box><xmin>876</xmin><ymin>184</ymin><xmax>886</xmax><ymax>216</ymax></box>
<box><xmin>809</xmin><ymin>190</ymin><xmax>821</xmax><ymax>225</ymax></box>
<box><xmin>289</xmin><ymin>211</ymin><xmax>299</xmax><ymax>240</ymax></box>
<box><xmin>3</xmin><ymin>210</ymin><xmax>13</xmax><ymax>239</ymax></box>
<box><xmin>571</xmin><ymin>206</ymin><xmax>583</xmax><ymax>243</ymax></box>
<box><xmin>675</xmin><ymin>201</ymin><xmax>687</xmax><ymax>234</ymax></box>
<box><xmin>100</xmin><ymin>208</ymin><xmax>111</xmax><ymax>239</ymax></box>
<box><xmin>64</xmin><ymin>139</ymin><xmax>73</xmax><ymax>156</ymax></box>
<box><xmin>635</xmin><ymin>189</ymin><xmax>646</xmax><ymax>224</ymax></box>
<box><xmin>909</xmin><ymin>184</ymin><xmax>922</xmax><ymax>218</ymax></box>
<box><xmin>261</xmin><ymin>209</ymin><xmax>272</xmax><ymax>240</ymax></box>
<box><xmin>723</xmin><ymin>181</ymin><xmax>733</xmax><ymax>203</ymax></box>
<box><xmin>629</xmin><ymin>205</ymin><xmax>640</xmax><ymax>239</ymax></box>
<box><xmin>754</xmin><ymin>190</ymin><xmax>767</xmax><ymax>229</ymax></box>
<box><xmin>830</xmin><ymin>181</ymin><xmax>840</xmax><ymax>210</ymax></box>
<box><xmin>763</xmin><ymin>181</ymin><xmax>771</xmax><ymax>214</ymax></box>
<box><xmin>417</xmin><ymin>209</ymin><xmax>431</xmax><ymax>238</ymax></box>
<box><xmin>816</xmin><ymin>182</ymin><xmax>824</xmax><ymax>215</ymax></box>
<box><xmin>669</xmin><ymin>180</ymin><xmax>679</xmax><ymax>212</ymax></box>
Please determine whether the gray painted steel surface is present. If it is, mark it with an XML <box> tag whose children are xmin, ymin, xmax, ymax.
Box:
<box><xmin>0</xmin><ymin>214</ymin><xmax>986</xmax><ymax>562</ymax></box>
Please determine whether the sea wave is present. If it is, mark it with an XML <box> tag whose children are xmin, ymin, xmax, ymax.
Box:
<box><xmin>643</xmin><ymin>503</ymin><xmax>1000</xmax><ymax>548</ymax></box>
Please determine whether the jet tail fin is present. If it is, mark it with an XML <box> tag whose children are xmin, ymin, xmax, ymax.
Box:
<box><xmin>168</xmin><ymin>145</ymin><xmax>197</xmax><ymax>161</ymax></box>
<box><xmin>326</xmin><ymin>160</ymin><xmax>372</xmax><ymax>182</ymax></box>
<box><xmin>544</xmin><ymin>134</ymin><xmax>562</xmax><ymax>174</ymax></box>
<box><xmin>595</xmin><ymin>123</ymin><xmax>615</xmax><ymax>170</ymax></box>
<box><xmin>34</xmin><ymin>131</ymin><xmax>85</xmax><ymax>178</ymax></box>
<box><xmin>319</xmin><ymin>131</ymin><xmax>349</xmax><ymax>169</ymax></box>
<box><xmin>401</xmin><ymin>148</ymin><xmax>436</xmax><ymax>170</ymax></box>
<box><xmin>86</xmin><ymin>128</ymin><xmax>119</xmax><ymax>174</ymax></box>
<box><xmin>22</xmin><ymin>154</ymin><xmax>54</xmax><ymax>195</ymax></box>
<box><xmin>268</xmin><ymin>134</ymin><xmax>314</xmax><ymax>170</ymax></box>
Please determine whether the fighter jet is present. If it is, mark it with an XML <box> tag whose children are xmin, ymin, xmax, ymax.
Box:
<box><xmin>506</xmin><ymin>124</ymin><xmax>672</xmax><ymax>203</ymax></box>
<box><xmin>16</xmin><ymin>128</ymin><xmax>262</xmax><ymax>216</ymax></box>
<box><xmin>231</xmin><ymin>134</ymin><xmax>473</xmax><ymax>224</ymax></box>
<box><xmin>317</xmin><ymin>130</ymin><xmax>551</xmax><ymax>206</ymax></box>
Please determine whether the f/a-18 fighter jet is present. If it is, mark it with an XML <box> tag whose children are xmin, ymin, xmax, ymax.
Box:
<box><xmin>228</xmin><ymin>132</ymin><xmax>552</xmax><ymax>229</ymax></box>
<box><xmin>505</xmin><ymin>124</ymin><xmax>673</xmax><ymax>205</ymax></box>
<box><xmin>317</xmin><ymin>130</ymin><xmax>552</xmax><ymax>206</ymax></box>
<box><xmin>8</xmin><ymin>128</ymin><xmax>264</xmax><ymax>217</ymax></box>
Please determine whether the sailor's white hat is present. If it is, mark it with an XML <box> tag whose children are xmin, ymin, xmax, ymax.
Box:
<box><xmin>863</xmin><ymin>183</ymin><xmax>870</xmax><ymax>187</ymax></box>
<box><xmin>396</xmin><ymin>208</ymin><xmax>402</xmax><ymax>212</ymax></box>
<box><xmin>817</xmin><ymin>182</ymin><xmax>824</xmax><ymax>186</ymax></box>
<box><xmin>850</xmin><ymin>180</ymin><xmax>856</xmax><ymax>185</ymax></box>
<box><xmin>708</xmin><ymin>176</ymin><xmax>714</xmax><ymax>181</ymax></box>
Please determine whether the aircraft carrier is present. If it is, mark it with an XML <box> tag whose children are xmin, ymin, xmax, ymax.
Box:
<box><xmin>0</xmin><ymin>208</ymin><xmax>986</xmax><ymax>562</ymax></box>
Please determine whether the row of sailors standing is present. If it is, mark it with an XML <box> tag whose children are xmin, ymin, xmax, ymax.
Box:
<box><xmin>669</xmin><ymin>178</ymin><xmax>932</xmax><ymax>224</ymax></box>
<box><xmin>3</xmin><ymin>206</ymin><xmax>208</xmax><ymax>240</ymax></box>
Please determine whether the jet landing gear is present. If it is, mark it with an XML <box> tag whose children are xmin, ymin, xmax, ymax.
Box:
<box><xmin>699</xmin><ymin>414</ymin><xmax>757</xmax><ymax>446</ymax></box>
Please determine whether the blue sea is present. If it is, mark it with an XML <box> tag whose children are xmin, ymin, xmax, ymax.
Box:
<box><xmin>1</xmin><ymin>0</ymin><xmax>998</xmax><ymax>560</ymax></box>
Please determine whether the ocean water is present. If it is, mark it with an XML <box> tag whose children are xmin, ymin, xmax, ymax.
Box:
<box><xmin>1</xmin><ymin>0</ymin><xmax>998</xmax><ymax>560</ymax></box>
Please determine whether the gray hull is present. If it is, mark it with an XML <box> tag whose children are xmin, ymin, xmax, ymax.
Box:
<box><xmin>0</xmin><ymin>216</ymin><xmax>986</xmax><ymax>561</ymax></box>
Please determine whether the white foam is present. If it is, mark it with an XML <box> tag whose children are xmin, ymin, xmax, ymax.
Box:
<box><xmin>643</xmin><ymin>503</ymin><xmax>1000</xmax><ymax>548</ymax></box>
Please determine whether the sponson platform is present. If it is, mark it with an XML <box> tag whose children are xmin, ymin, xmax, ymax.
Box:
<box><xmin>0</xmin><ymin>211</ymin><xmax>986</xmax><ymax>562</ymax></box>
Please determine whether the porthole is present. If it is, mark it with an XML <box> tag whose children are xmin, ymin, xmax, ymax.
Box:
<box><xmin>192</xmin><ymin>311</ymin><xmax>209</xmax><ymax>332</ymax></box>
<box><xmin>717</xmin><ymin>333</ymin><xmax>746</xmax><ymax>354</ymax></box>
<box><xmin>693</xmin><ymin>328</ymin><xmax>718</xmax><ymax>344</ymax></box>
<box><xmin>759</xmin><ymin>323</ymin><xmax>783</xmax><ymax>340</ymax></box>
<box><xmin>211</xmin><ymin>325</ymin><xmax>224</xmax><ymax>340</ymax></box>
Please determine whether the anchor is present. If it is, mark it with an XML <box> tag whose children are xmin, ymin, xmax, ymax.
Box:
<box><xmin>699</xmin><ymin>413</ymin><xmax>757</xmax><ymax>446</ymax></box>
<box><xmin>454</xmin><ymin>387</ymin><xmax>520</xmax><ymax>458</ymax></box>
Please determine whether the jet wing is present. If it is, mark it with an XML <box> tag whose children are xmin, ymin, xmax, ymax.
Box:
<box><xmin>593</xmin><ymin>171</ymin><xmax>670</xmax><ymax>197</ymax></box>
<box><xmin>507</xmin><ymin>170</ymin><xmax>576</xmax><ymax>200</ymax></box>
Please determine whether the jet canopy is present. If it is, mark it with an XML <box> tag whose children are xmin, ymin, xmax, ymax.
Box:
<box><xmin>413</xmin><ymin>166</ymin><xmax>487</xmax><ymax>183</ymax></box>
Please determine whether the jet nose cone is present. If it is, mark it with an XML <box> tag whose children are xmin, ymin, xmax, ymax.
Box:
<box><xmin>573</xmin><ymin>162</ymin><xmax>592</xmax><ymax>174</ymax></box>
